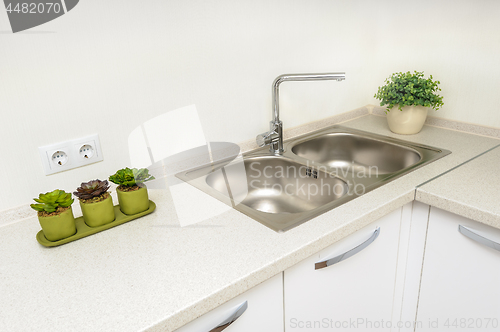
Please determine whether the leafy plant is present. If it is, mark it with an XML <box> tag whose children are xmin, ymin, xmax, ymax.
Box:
<box><xmin>374</xmin><ymin>71</ymin><xmax>444</xmax><ymax>112</ymax></box>
<box><xmin>74</xmin><ymin>179</ymin><xmax>110</xmax><ymax>201</ymax></box>
<box><xmin>30</xmin><ymin>189</ymin><xmax>74</xmax><ymax>213</ymax></box>
<box><xmin>109</xmin><ymin>167</ymin><xmax>155</xmax><ymax>188</ymax></box>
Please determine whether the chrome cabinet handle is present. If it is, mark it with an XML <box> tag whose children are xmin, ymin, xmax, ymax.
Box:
<box><xmin>315</xmin><ymin>227</ymin><xmax>380</xmax><ymax>270</ymax></box>
<box><xmin>208</xmin><ymin>301</ymin><xmax>248</xmax><ymax>332</ymax></box>
<box><xmin>459</xmin><ymin>225</ymin><xmax>500</xmax><ymax>252</ymax></box>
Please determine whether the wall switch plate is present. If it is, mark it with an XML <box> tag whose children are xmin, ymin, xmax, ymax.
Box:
<box><xmin>39</xmin><ymin>134</ymin><xmax>104</xmax><ymax>175</ymax></box>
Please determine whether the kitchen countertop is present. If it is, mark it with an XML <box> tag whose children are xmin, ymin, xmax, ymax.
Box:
<box><xmin>1</xmin><ymin>115</ymin><xmax>499</xmax><ymax>332</ymax></box>
<box><xmin>416</xmin><ymin>144</ymin><xmax>500</xmax><ymax>228</ymax></box>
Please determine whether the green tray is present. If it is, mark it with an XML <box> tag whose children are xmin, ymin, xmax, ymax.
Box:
<box><xmin>36</xmin><ymin>200</ymin><xmax>156</xmax><ymax>247</ymax></box>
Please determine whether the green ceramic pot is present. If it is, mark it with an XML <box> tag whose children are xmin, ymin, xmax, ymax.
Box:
<box><xmin>117</xmin><ymin>185</ymin><xmax>149</xmax><ymax>215</ymax></box>
<box><xmin>38</xmin><ymin>207</ymin><xmax>77</xmax><ymax>242</ymax></box>
<box><xmin>80</xmin><ymin>195</ymin><xmax>116</xmax><ymax>227</ymax></box>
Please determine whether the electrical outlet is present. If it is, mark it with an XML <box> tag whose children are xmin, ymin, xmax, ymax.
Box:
<box><xmin>51</xmin><ymin>150</ymin><xmax>68</xmax><ymax>166</ymax></box>
<box><xmin>72</xmin><ymin>134</ymin><xmax>102</xmax><ymax>167</ymax></box>
<box><xmin>79</xmin><ymin>144</ymin><xmax>94</xmax><ymax>159</ymax></box>
<box><xmin>39</xmin><ymin>134</ymin><xmax>104</xmax><ymax>175</ymax></box>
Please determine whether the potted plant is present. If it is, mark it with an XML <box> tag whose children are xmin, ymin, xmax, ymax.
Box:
<box><xmin>374</xmin><ymin>71</ymin><xmax>444</xmax><ymax>134</ymax></box>
<box><xmin>74</xmin><ymin>179</ymin><xmax>115</xmax><ymax>227</ymax></box>
<box><xmin>109</xmin><ymin>167</ymin><xmax>155</xmax><ymax>215</ymax></box>
<box><xmin>31</xmin><ymin>189</ymin><xmax>76</xmax><ymax>241</ymax></box>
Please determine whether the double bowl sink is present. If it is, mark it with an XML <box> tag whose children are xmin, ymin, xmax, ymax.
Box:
<box><xmin>177</xmin><ymin>126</ymin><xmax>450</xmax><ymax>232</ymax></box>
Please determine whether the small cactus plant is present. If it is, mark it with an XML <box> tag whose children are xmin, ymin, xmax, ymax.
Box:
<box><xmin>109</xmin><ymin>167</ymin><xmax>154</xmax><ymax>191</ymax></box>
<box><xmin>74</xmin><ymin>179</ymin><xmax>110</xmax><ymax>203</ymax></box>
<box><xmin>32</xmin><ymin>189</ymin><xmax>76</xmax><ymax>241</ymax></box>
<box><xmin>110</xmin><ymin>167</ymin><xmax>153</xmax><ymax>214</ymax></box>
<box><xmin>75</xmin><ymin>179</ymin><xmax>115</xmax><ymax>226</ymax></box>
<box><xmin>30</xmin><ymin>189</ymin><xmax>74</xmax><ymax>214</ymax></box>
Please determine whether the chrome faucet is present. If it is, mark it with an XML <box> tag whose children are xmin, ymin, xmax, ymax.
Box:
<box><xmin>256</xmin><ymin>72</ymin><xmax>346</xmax><ymax>154</ymax></box>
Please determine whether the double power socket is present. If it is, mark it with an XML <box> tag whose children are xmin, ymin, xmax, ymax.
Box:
<box><xmin>38</xmin><ymin>134</ymin><xmax>103</xmax><ymax>175</ymax></box>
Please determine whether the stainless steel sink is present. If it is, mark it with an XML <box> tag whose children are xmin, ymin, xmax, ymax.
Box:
<box><xmin>291</xmin><ymin>133</ymin><xmax>421</xmax><ymax>175</ymax></box>
<box><xmin>176</xmin><ymin>125</ymin><xmax>450</xmax><ymax>232</ymax></box>
<box><xmin>205</xmin><ymin>156</ymin><xmax>348</xmax><ymax>214</ymax></box>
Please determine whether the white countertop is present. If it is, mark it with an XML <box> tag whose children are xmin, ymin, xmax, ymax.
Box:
<box><xmin>417</xmin><ymin>144</ymin><xmax>500</xmax><ymax>228</ymax></box>
<box><xmin>1</xmin><ymin>115</ymin><xmax>499</xmax><ymax>332</ymax></box>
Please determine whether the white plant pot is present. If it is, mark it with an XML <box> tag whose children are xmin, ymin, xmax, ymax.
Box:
<box><xmin>386</xmin><ymin>105</ymin><xmax>429</xmax><ymax>135</ymax></box>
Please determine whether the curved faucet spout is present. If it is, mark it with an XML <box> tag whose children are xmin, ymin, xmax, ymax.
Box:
<box><xmin>272</xmin><ymin>73</ymin><xmax>345</xmax><ymax>124</ymax></box>
<box><xmin>257</xmin><ymin>72</ymin><xmax>346</xmax><ymax>154</ymax></box>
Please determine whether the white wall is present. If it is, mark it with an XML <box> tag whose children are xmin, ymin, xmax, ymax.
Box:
<box><xmin>369</xmin><ymin>0</ymin><xmax>500</xmax><ymax>126</ymax></box>
<box><xmin>1</xmin><ymin>0</ymin><xmax>499</xmax><ymax>211</ymax></box>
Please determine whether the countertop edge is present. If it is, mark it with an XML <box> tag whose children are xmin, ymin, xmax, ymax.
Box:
<box><xmin>415</xmin><ymin>188</ymin><xmax>500</xmax><ymax>230</ymax></box>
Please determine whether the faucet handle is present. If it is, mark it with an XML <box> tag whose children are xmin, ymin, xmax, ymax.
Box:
<box><xmin>256</xmin><ymin>130</ymin><xmax>279</xmax><ymax>147</ymax></box>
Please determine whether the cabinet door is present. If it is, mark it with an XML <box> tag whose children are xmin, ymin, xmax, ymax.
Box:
<box><xmin>416</xmin><ymin>207</ymin><xmax>500</xmax><ymax>332</ymax></box>
<box><xmin>175</xmin><ymin>272</ymin><xmax>284</xmax><ymax>332</ymax></box>
<box><xmin>284</xmin><ymin>208</ymin><xmax>402</xmax><ymax>332</ymax></box>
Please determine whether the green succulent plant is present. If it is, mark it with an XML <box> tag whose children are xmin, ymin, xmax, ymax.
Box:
<box><xmin>30</xmin><ymin>189</ymin><xmax>74</xmax><ymax>213</ymax></box>
<box><xmin>74</xmin><ymin>179</ymin><xmax>110</xmax><ymax>200</ymax></box>
<box><xmin>109</xmin><ymin>167</ymin><xmax>155</xmax><ymax>188</ymax></box>
<box><xmin>374</xmin><ymin>71</ymin><xmax>444</xmax><ymax>112</ymax></box>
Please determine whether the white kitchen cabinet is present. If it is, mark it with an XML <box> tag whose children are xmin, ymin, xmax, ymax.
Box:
<box><xmin>175</xmin><ymin>272</ymin><xmax>284</xmax><ymax>332</ymax></box>
<box><xmin>415</xmin><ymin>207</ymin><xmax>500</xmax><ymax>332</ymax></box>
<box><xmin>284</xmin><ymin>207</ymin><xmax>403</xmax><ymax>332</ymax></box>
